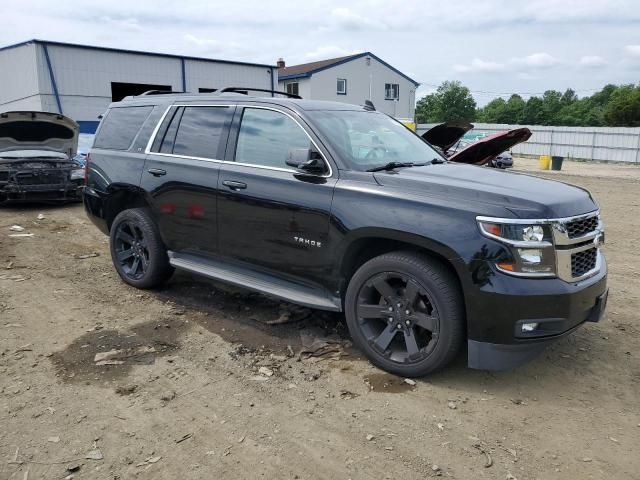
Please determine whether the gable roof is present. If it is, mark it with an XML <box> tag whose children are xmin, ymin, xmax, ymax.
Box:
<box><xmin>278</xmin><ymin>52</ymin><xmax>419</xmax><ymax>86</ymax></box>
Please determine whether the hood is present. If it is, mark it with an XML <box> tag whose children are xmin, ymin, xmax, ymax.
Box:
<box><xmin>421</xmin><ymin>122</ymin><xmax>473</xmax><ymax>151</ymax></box>
<box><xmin>373</xmin><ymin>162</ymin><xmax>597</xmax><ymax>219</ymax></box>
<box><xmin>0</xmin><ymin>111</ymin><xmax>79</xmax><ymax>157</ymax></box>
<box><xmin>448</xmin><ymin>128</ymin><xmax>531</xmax><ymax>165</ymax></box>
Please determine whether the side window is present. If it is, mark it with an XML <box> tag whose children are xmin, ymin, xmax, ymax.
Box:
<box><xmin>235</xmin><ymin>108</ymin><xmax>311</xmax><ymax>169</ymax></box>
<box><xmin>151</xmin><ymin>106</ymin><xmax>232</xmax><ymax>159</ymax></box>
<box><xmin>94</xmin><ymin>106</ymin><xmax>153</xmax><ymax>150</ymax></box>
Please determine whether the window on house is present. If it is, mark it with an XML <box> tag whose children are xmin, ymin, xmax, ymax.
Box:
<box><xmin>385</xmin><ymin>83</ymin><xmax>399</xmax><ymax>100</ymax></box>
<box><xmin>337</xmin><ymin>79</ymin><xmax>347</xmax><ymax>95</ymax></box>
<box><xmin>286</xmin><ymin>82</ymin><xmax>299</xmax><ymax>96</ymax></box>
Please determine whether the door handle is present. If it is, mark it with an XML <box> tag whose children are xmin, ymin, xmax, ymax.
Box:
<box><xmin>147</xmin><ymin>168</ymin><xmax>167</xmax><ymax>177</ymax></box>
<box><xmin>222</xmin><ymin>180</ymin><xmax>247</xmax><ymax>190</ymax></box>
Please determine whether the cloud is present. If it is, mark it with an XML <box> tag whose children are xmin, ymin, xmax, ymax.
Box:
<box><xmin>579</xmin><ymin>55</ymin><xmax>607</xmax><ymax>67</ymax></box>
<box><xmin>624</xmin><ymin>45</ymin><xmax>640</xmax><ymax>58</ymax></box>
<box><xmin>511</xmin><ymin>52</ymin><xmax>562</xmax><ymax>69</ymax></box>
<box><xmin>330</xmin><ymin>7</ymin><xmax>388</xmax><ymax>31</ymax></box>
<box><xmin>303</xmin><ymin>45</ymin><xmax>361</xmax><ymax>61</ymax></box>
<box><xmin>453</xmin><ymin>58</ymin><xmax>506</xmax><ymax>73</ymax></box>
<box><xmin>183</xmin><ymin>34</ymin><xmax>246</xmax><ymax>57</ymax></box>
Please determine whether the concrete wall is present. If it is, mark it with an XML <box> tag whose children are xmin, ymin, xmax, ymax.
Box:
<box><xmin>0</xmin><ymin>43</ymin><xmax>43</xmax><ymax>111</ymax></box>
<box><xmin>1</xmin><ymin>41</ymin><xmax>276</xmax><ymax>131</ymax></box>
<box><xmin>279</xmin><ymin>56</ymin><xmax>416</xmax><ymax>119</ymax></box>
<box><xmin>417</xmin><ymin>123</ymin><xmax>640</xmax><ymax>164</ymax></box>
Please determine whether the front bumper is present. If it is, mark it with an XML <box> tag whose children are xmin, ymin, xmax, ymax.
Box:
<box><xmin>466</xmin><ymin>256</ymin><xmax>608</xmax><ymax>370</ymax></box>
<box><xmin>0</xmin><ymin>181</ymin><xmax>83</xmax><ymax>203</ymax></box>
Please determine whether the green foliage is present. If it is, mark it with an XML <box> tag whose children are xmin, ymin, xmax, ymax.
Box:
<box><xmin>415</xmin><ymin>81</ymin><xmax>476</xmax><ymax>123</ymax></box>
<box><xmin>418</xmin><ymin>82</ymin><xmax>640</xmax><ymax>127</ymax></box>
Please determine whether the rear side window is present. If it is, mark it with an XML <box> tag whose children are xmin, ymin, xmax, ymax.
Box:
<box><xmin>151</xmin><ymin>106</ymin><xmax>232</xmax><ymax>159</ymax></box>
<box><xmin>94</xmin><ymin>106</ymin><xmax>153</xmax><ymax>150</ymax></box>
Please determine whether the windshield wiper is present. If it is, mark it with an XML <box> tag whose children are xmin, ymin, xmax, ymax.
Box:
<box><xmin>366</xmin><ymin>161</ymin><xmax>428</xmax><ymax>172</ymax></box>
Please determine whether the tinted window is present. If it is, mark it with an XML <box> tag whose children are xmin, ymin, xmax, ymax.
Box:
<box><xmin>172</xmin><ymin>107</ymin><xmax>231</xmax><ymax>159</ymax></box>
<box><xmin>235</xmin><ymin>108</ymin><xmax>311</xmax><ymax>168</ymax></box>
<box><xmin>94</xmin><ymin>106</ymin><xmax>153</xmax><ymax>150</ymax></box>
<box><xmin>153</xmin><ymin>107</ymin><xmax>183</xmax><ymax>154</ymax></box>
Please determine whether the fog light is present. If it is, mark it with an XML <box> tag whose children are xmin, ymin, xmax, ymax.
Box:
<box><xmin>519</xmin><ymin>248</ymin><xmax>542</xmax><ymax>264</ymax></box>
<box><xmin>521</xmin><ymin>322</ymin><xmax>539</xmax><ymax>333</ymax></box>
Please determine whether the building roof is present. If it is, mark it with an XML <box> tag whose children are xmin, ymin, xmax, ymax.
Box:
<box><xmin>278</xmin><ymin>51</ymin><xmax>419</xmax><ymax>86</ymax></box>
<box><xmin>0</xmin><ymin>39</ymin><xmax>276</xmax><ymax>69</ymax></box>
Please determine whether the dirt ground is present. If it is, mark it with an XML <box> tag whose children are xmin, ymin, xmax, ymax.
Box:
<box><xmin>1</xmin><ymin>161</ymin><xmax>639</xmax><ymax>480</ymax></box>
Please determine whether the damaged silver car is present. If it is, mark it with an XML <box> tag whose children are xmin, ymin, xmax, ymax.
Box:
<box><xmin>0</xmin><ymin>111</ymin><xmax>84</xmax><ymax>204</ymax></box>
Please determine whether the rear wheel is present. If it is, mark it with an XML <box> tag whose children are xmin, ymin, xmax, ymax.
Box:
<box><xmin>109</xmin><ymin>208</ymin><xmax>173</xmax><ymax>289</ymax></box>
<box><xmin>345</xmin><ymin>251</ymin><xmax>464</xmax><ymax>377</ymax></box>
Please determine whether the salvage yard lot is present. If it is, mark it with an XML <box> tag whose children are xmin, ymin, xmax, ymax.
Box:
<box><xmin>1</xmin><ymin>162</ymin><xmax>639</xmax><ymax>480</ymax></box>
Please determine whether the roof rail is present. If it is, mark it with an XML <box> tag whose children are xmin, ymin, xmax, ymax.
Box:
<box><xmin>218</xmin><ymin>87</ymin><xmax>302</xmax><ymax>99</ymax></box>
<box><xmin>138</xmin><ymin>90</ymin><xmax>184</xmax><ymax>96</ymax></box>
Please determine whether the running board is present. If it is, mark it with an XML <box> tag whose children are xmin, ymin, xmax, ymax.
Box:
<box><xmin>168</xmin><ymin>252</ymin><xmax>341</xmax><ymax>312</ymax></box>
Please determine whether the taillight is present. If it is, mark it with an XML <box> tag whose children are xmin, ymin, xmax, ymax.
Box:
<box><xmin>84</xmin><ymin>152</ymin><xmax>91</xmax><ymax>183</ymax></box>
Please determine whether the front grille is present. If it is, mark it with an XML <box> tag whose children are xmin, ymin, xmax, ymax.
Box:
<box><xmin>15</xmin><ymin>170</ymin><xmax>66</xmax><ymax>186</ymax></box>
<box><xmin>571</xmin><ymin>248</ymin><xmax>597</xmax><ymax>277</ymax></box>
<box><xmin>565</xmin><ymin>215</ymin><xmax>599</xmax><ymax>239</ymax></box>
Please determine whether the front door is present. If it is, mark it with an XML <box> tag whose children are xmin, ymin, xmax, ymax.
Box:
<box><xmin>217</xmin><ymin>106</ymin><xmax>337</xmax><ymax>288</ymax></box>
<box><xmin>141</xmin><ymin>104</ymin><xmax>234</xmax><ymax>256</ymax></box>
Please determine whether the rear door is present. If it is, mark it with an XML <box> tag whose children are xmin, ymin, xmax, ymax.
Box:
<box><xmin>142</xmin><ymin>104</ymin><xmax>235</xmax><ymax>256</ymax></box>
<box><xmin>217</xmin><ymin>105</ymin><xmax>338</xmax><ymax>287</ymax></box>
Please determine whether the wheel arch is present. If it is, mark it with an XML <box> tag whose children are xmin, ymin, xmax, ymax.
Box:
<box><xmin>104</xmin><ymin>183</ymin><xmax>152</xmax><ymax>231</ymax></box>
<box><xmin>335</xmin><ymin>228</ymin><xmax>468</xmax><ymax>309</ymax></box>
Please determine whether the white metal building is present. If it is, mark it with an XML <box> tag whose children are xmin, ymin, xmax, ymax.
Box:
<box><xmin>0</xmin><ymin>39</ymin><xmax>277</xmax><ymax>133</ymax></box>
<box><xmin>277</xmin><ymin>52</ymin><xmax>419</xmax><ymax>120</ymax></box>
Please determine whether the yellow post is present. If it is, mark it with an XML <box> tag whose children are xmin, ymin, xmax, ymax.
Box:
<box><xmin>539</xmin><ymin>155</ymin><xmax>551</xmax><ymax>170</ymax></box>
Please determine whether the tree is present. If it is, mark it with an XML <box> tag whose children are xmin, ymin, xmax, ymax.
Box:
<box><xmin>415</xmin><ymin>93</ymin><xmax>439</xmax><ymax>123</ymax></box>
<box><xmin>415</xmin><ymin>81</ymin><xmax>476</xmax><ymax>123</ymax></box>
<box><xmin>603</xmin><ymin>85</ymin><xmax>640</xmax><ymax>126</ymax></box>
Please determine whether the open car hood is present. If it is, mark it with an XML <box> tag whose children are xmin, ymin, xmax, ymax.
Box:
<box><xmin>0</xmin><ymin>111</ymin><xmax>79</xmax><ymax>157</ymax></box>
<box><xmin>448</xmin><ymin>128</ymin><xmax>532</xmax><ymax>165</ymax></box>
<box><xmin>421</xmin><ymin>122</ymin><xmax>473</xmax><ymax>151</ymax></box>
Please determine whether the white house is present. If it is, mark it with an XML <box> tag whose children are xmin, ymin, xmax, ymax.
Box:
<box><xmin>277</xmin><ymin>52</ymin><xmax>419</xmax><ymax>120</ymax></box>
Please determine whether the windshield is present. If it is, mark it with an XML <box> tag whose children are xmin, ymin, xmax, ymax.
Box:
<box><xmin>308</xmin><ymin>110</ymin><xmax>445</xmax><ymax>171</ymax></box>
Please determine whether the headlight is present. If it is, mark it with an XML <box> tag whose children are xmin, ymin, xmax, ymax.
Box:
<box><xmin>70</xmin><ymin>169</ymin><xmax>84</xmax><ymax>180</ymax></box>
<box><xmin>477</xmin><ymin>219</ymin><xmax>556</xmax><ymax>277</ymax></box>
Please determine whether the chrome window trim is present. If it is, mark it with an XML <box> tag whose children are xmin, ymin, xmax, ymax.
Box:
<box><xmin>476</xmin><ymin>211</ymin><xmax>603</xmax><ymax>282</ymax></box>
<box><xmin>144</xmin><ymin>103</ymin><xmax>334</xmax><ymax>178</ymax></box>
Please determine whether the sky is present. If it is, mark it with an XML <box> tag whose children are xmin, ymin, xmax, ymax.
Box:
<box><xmin>2</xmin><ymin>0</ymin><xmax>639</xmax><ymax>106</ymax></box>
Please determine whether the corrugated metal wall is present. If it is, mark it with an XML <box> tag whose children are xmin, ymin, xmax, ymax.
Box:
<box><xmin>418</xmin><ymin>123</ymin><xmax>640</xmax><ymax>163</ymax></box>
<box><xmin>1</xmin><ymin>41</ymin><xmax>275</xmax><ymax>131</ymax></box>
<box><xmin>0</xmin><ymin>43</ymin><xmax>43</xmax><ymax>111</ymax></box>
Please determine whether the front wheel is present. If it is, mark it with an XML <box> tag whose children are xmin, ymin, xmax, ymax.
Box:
<box><xmin>344</xmin><ymin>251</ymin><xmax>464</xmax><ymax>377</ymax></box>
<box><xmin>109</xmin><ymin>208</ymin><xmax>173</xmax><ymax>289</ymax></box>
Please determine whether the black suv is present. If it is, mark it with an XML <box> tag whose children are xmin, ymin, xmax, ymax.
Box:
<box><xmin>84</xmin><ymin>89</ymin><xmax>608</xmax><ymax>377</ymax></box>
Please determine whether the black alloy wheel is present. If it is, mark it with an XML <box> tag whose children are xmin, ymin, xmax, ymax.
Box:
<box><xmin>109</xmin><ymin>208</ymin><xmax>174</xmax><ymax>289</ymax></box>
<box><xmin>345</xmin><ymin>251</ymin><xmax>464</xmax><ymax>377</ymax></box>
<box><xmin>114</xmin><ymin>220</ymin><xmax>149</xmax><ymax>280</ymax></box>
<box><xmin>356</xmin><ymin>272</ymin><xmax>440</xmax><ymax>363</ymax></box>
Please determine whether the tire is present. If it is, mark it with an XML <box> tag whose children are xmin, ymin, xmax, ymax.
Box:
<box><xmin>344</xmin><ymin>251</ymin><xmax>464</xmax><ymax>377</ymax></box>
<box><xmin>109</xmin><ymin>207</ymin><xmax>173</xmax><ymax>289</ymax></box>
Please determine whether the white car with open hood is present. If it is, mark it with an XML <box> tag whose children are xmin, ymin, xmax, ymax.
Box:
<box><xmin>0</xmin><ymin>111</ymin><xmax>84</xmax><ymax>204</ymax></box>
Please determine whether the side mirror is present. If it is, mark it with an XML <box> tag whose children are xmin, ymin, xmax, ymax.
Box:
<box><xmin>286</xmin><ymin>148</ymin><xmax>326</xmax><ymax>174</ymax></box>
